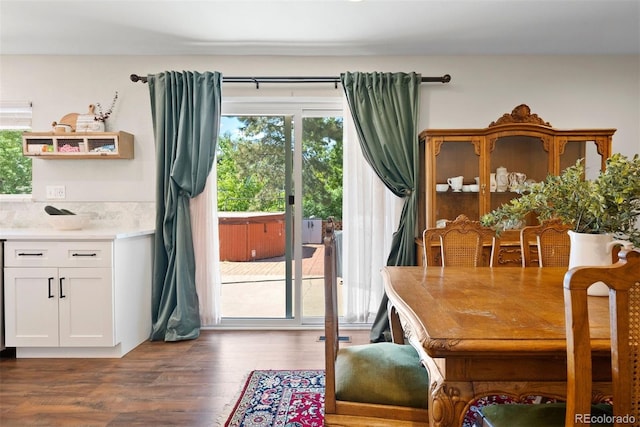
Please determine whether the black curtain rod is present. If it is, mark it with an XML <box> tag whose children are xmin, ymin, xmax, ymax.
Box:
<box><xmin>130</xmin><ymin>73</ymin><xmax>451</xmax><ymax>89</ymax></box>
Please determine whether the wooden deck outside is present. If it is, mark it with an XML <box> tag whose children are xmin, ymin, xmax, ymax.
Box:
<box><xmin>220</xmin><ymin>243</ymin><xmax>332</xmax><ymax>318</ymax></box>
<box><xmin>220</xmin><ymin>243</ymin><xmax>325</xmax><ymax>277</ymax></box>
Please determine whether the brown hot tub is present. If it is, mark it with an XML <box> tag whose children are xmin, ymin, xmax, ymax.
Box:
<box><xmin>218</xmin><ymin>212</ymin><xmax>285</xmax><ymax>261</ymax></box>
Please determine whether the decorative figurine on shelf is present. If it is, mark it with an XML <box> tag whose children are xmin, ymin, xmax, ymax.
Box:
<box><xmin>51</xmin><ymin>92</ymin><xmax>118</xmax><ymax>133</ymax></box>
<box><xmin>76</xmin><ymin>91</ymin><xmax>118</xmax><ymax>133</ymax></box>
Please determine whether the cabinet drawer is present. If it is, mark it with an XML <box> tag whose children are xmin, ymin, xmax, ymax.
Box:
<box><xmin>5</xmin><ymin>241</ymin><xmax>113</xmax><ymax>268</ymax></box>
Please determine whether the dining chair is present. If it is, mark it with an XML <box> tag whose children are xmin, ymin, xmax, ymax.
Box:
<box><xmin>390</xmin><ymin>214</ymin><xmax>501</xmax><ymax>343</ymax></box>
<box><xmin>323</xmin><ymin>219</ymin><xmax>430</xmax><ymax>427</ymax></box>
<box><xmin>423</xmin><ymin>214</ymin><xmax>500</xmax><ymax>267</ymax></box>
<box><xmin>476</xmin><ymin>249</ymin><xmax>640</xmax><ymax>427</ymax></box>
<box><xmin>520</xmin><ymin>218</ymin><xmax>572</xmax><ymax>267</ymax></box>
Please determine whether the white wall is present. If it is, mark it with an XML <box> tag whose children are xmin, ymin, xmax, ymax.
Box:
<box><xmin>1</xmin><ymin>54</ymin><xmax>638</xmax><ymax>203</ymax></box>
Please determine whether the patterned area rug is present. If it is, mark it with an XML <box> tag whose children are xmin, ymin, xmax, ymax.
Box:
<box><xmin>223</xmin><ymin>369</ymin><xmax>558</xmax><ymax>427</ymax></box>
<box><xmin>224</xmin><ymin>369</ymin><xmax>325</xmax><ymax>427</ymax></box>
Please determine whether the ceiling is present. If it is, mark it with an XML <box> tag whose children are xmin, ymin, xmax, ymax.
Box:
<box><xmin>1</xmin><ymin>0</ymin><xmax>639</xmax><ymax>56</ymax></box>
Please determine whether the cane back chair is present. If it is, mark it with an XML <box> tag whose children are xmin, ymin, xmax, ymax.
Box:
<box><xmin>423</xmin><ymin>214</ymin><xmax>500</xmax><ymax>267</ymax></box>
<box><xmin>520</xmin><ymin>218</ymin><xmax>572</xmax><ymax>267</ymax></box>
<box><xmin>390</xmin><ymin>214</ymin><xmax>501</xmax><ymax>343</ymax></box>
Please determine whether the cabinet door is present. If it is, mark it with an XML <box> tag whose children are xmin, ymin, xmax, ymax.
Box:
<box><xmin>4</xmin><ymin>268</ymin><xmax>59</xmax><ymax>347</ymax></box>
<box><xmin>432</xmin><ymin>138</ymin><xmax>481</xmax><ymax>224</ymax></box>
<box><xmin>558</xmin><ymin>137</ymin><xmax>610</xmax><ymax>175</ymax></box>
<box><xmin>487</xmin><ymin>134</ymin><xmax>551</xmax><ymax>225</ymax></box>
<box><xmin>58</xmin><ymin>268</ymin><xmax>114</xmax><ymax>347</ymax></box>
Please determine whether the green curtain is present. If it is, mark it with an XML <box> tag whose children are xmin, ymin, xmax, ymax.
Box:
<box><xmin>341</xmin><ymin>71</ymin><xmax>421</xmax><ymax>342</ymax></box>
<box><xmin>147</xmin><ymin>71</ymin><xmax>222</xmax><ymax>341</ymax></box>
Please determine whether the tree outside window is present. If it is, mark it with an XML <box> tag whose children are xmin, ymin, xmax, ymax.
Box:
<box><xmin>0</xmin><ymin>130</ymin><xmax>32</xmax><ymax>194</ymax></box>
<box><xmin>217</xmin><ymin>116</ymin><xmax>343</xmax><ymax>220</ymax></box>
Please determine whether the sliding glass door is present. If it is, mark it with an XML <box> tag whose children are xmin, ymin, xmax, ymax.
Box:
<box><xmin>217</xmin><ymin>114</ymin><xmax>293</xmax><ymax>320</ymax></box>
<box><xmin>217</xmin><ymin>99</ymin><xmax>342</xmax><ymax>326</ymax></box>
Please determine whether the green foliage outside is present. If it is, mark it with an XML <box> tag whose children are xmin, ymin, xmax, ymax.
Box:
<box><xmin>0</xmin><ymin>130</ymin><xmax>32</xmax><ymax>194</ymax></box>
<box><xmin>217</xmin><ymin>116</ymin><xmax>343</xmax><ymax>220</ymax></box>
<box><xmin>301</xmin><ymin>117</ymin><xmax>343</xmax><ymax>220</ymax></box>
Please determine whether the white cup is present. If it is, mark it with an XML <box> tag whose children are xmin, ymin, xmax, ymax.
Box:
<box><xmin>436</xmin><ymin>183</ymin><xmax>449</xmax><ymax>192</ymax></box>
<box><xmin>447</xmin><ymin>176</ymin><xmax>464</xmax><ymax>192</ymax></box>
<box><xmin>462</xmin><ymin>185</ymin><xmax>472</xmax><ymax>192</ymax></box>
<box><xmin>469</xmin><ymin>184</ymin><xmax>480</xmax><ymax>192</ymax></box>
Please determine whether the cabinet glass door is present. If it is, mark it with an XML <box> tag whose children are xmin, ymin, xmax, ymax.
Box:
<box><xmin>488</xmin><ymin>135</ymin><xmax>549</xmax><ymax>225</ymax></box>
<box><xmin>559</xmin><ymin>139</ymin><xmax>604</xmax><ymax>178</ymax></box>
<box><xmin>434</xmin><ymin>139</ymin><xmax>481</xmax><ymax>223</ymax></box>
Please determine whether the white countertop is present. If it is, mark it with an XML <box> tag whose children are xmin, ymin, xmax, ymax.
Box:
<box><xmin>0</xmin><ymin>227</ymin><xmax>155</xmax><ymax>240</ymax></box>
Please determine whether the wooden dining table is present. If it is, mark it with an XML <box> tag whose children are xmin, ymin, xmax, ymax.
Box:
<box><xmin>382</xmin><ymin>266</ymin><xmax>612</xmax><ymax>427</ymax></box>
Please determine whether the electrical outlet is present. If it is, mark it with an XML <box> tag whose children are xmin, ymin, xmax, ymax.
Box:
<box><xmin>46</xmin><ymin>185</ymin><xmax>66</xmax><ymax>199</ymax></box>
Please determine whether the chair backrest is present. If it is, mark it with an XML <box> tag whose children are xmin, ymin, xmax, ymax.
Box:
<box><xmin>323</xmin><ymin>218</ymin><xmax>339</xmax><ymax>414</ymax></box>
<box><xmin>563</xmin><ymin>249</ymin><xmax>640</xmax><ymax>426</ymax></box>
<box><xmin>520</xmin><ymin>218</ymin><xmax>571</xmax><ymax>267</ymax></box>
<box><xmin>423</xmin><ymin>214</ymin><xmax>499</xmax><ymax>267</ymax></box>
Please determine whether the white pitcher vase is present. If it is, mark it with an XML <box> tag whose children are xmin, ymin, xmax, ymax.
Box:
<box><xmin>567</xmin><ymin>230</ymin><xmax>632</xmax><ymax>296</ymax></box>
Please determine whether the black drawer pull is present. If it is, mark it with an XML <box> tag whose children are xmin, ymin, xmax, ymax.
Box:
<box><xmin>17</xmin><ymin>252</ymin><xmax>44</xmax><ymax>257</ymax></box>
<box><xmin>59</xmin><ymin>278</ymin><xmax>66</xmax><ymax>298</ymax></box>
<box><xmin>72</xmin><ymin>253</ymin><xmax>97</xmax><ymax>257</ymax></box>
<box><xmin>48</xmin><ymin>277</ymin><xmax>54</xmax><ymax>298</ymax></box>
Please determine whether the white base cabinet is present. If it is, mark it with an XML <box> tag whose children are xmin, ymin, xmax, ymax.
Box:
<box><xmin>5</xmin><ymin>267</ymin><xmax>113</xmax><ymax>348</ymax></box>
<box><xmin>3</xmin><ymin>235</ymin><xmax>152</xmax><ymax>358</ymax></box>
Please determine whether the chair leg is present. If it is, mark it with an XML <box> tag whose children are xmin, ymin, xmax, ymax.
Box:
<box><xmin>388</xmin><ymin>302</ymin><xmax>405</xmax><ymax>344</ymax></box>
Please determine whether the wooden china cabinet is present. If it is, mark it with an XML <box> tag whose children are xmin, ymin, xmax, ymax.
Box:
<box><xmin>416</xmin><ymin>104</ymin><xmax>614</xmax><ymax>266</ymax></box>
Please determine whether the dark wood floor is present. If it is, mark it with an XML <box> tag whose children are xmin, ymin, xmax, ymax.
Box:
<box><xmin>0</xmin><ymin>329</ymin><xmax>369</xmax><ymax>427</ymax></box>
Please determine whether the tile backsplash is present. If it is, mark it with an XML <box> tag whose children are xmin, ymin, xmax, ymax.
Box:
<box><xmin>0</xmin><ymin>200</ymin><xmax>155</xmax><ymax>230</ymax></box>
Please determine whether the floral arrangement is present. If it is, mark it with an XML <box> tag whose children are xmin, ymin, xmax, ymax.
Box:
<box><xmin>480</xmin><ymin>153</ymin><xmax>640</xmax><ymax>247</ymax></box>
<box><xmin>93</xmin><ymin>91</ymin><xmax>118</xmax><ymax>122</ymax></box>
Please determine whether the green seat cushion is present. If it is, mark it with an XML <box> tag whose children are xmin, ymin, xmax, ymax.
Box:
<box><xmin>478</xmin><ymin>402</ymin><xmax>613</xmax><ymax>427</ymax></box>
<box><xmin>335</xmin><ymin>342</ymin><xmax>429</xmax><ymax>409</ymax></box>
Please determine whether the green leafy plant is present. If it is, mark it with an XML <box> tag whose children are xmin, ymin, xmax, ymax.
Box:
<box><xmin>480</xmin><ymin>153</ymin><xmax>640</xmax><ymax>247</ymax></box>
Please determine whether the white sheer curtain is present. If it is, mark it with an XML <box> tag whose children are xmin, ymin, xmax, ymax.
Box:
<box><xmin>189</xmin><ymin>164</ymin><xmax>222</xmax><ymax>326</ymax></box>
<box><xmin>342</xmin><ymin>96</ymin><xmax>403</xmax><ymax>323</ymax></box>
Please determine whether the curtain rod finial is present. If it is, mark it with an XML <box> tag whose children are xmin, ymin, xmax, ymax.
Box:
<box><xmin>130</xmin><ymin>74</ymin><xmax>148</xmax><ymax>83</ymax></box>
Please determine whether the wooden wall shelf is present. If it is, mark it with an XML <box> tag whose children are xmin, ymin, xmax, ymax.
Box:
<box><xmin>22</xmin><ymin>131</ymin><xmax>134</xmax><ymax>159</ymax></box>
